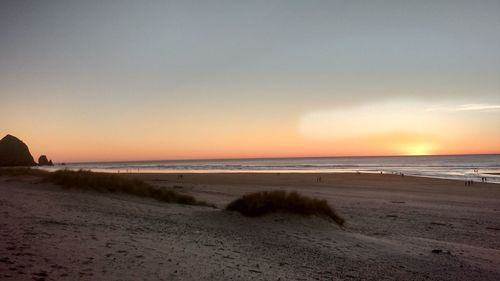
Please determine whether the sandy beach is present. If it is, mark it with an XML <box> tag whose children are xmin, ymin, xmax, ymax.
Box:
<box><xmin>1</xmin><ymin>172</ymin><xmax>500</xmax><ymax>280</ymax></box>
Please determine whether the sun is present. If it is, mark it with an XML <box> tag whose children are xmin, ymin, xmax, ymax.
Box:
<box><xmin>403</xmin><ymin>143</ymin><xmax>436</xmax><ymax>156</ymax></box>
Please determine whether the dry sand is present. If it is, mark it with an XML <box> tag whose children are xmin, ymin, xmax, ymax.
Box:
<box><xmin>1</xmin><ymin>172</ymin><xmax>499</xmax><ymax>280</ymax></box>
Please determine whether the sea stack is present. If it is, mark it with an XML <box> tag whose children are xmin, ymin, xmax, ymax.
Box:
<box><xmin>0</xmin><ymin>134</ymin><xmax>36</xmax><ymax>167</ymax></box>
<box><xmin>38</xmin><ymin>155</ymin><xmax>54</xmax><ymax>166</ymax></box>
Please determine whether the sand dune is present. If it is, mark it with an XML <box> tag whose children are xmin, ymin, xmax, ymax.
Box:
<box><xmin>1</xmin><ymin>173</ymin><xmax>499</xmax><ymax>280</ymax></box>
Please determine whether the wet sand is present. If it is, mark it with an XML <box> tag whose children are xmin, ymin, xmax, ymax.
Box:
<box><xmin>1</xmin><ymin>173</ymin><xmax>499</xmax><ymax>280</ymax></box>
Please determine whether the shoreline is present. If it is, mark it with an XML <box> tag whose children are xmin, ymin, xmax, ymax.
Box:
<box><xmin>36</xmin><ymin>165</ymin><xmax>500</xmax><ymax>184</ymax></box>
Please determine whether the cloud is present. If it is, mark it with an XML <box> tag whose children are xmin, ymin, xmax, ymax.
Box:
<box><xmin>298</xmin><ymin>99</ymin><xmax>500</xmax><ymax>144</ymax></box>
<box><xmin>427</xmin><ymin>103</ymin><xmax>500</xmax><ymax>112</ymax></box>
<box><xmin>298</xmin><ymin>101</ymin><xmax>438</xmax><ymax>140</ymax></box>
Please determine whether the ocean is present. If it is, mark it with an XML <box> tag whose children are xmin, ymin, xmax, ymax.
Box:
<box><xmin>38</xmin><ymin>154</ymin><xmax>500</xmax><ymax>184</ymax></box>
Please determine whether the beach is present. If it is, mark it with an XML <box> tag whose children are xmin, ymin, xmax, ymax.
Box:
<box><xmin>1</xmin><ymin>172</ymin><xmax>500</xmax><ymax>280</ymax></box>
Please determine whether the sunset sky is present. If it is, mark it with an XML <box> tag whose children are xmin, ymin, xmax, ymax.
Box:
<box><xmin>1</xmin><ymin>1</ymin><xmax>500</xmax><ymax>162</ymax></box>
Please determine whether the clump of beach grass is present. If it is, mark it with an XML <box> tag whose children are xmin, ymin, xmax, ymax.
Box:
<box><xmin>0</xmin><ymin>167</ymin><xmax>49</xmax><ymax>177</ymax></box>
<box><xmin>47</xmin><ymin>169</ymin><xmax>214</xmax><ymax>207</ymax></box>
<box><xmin>226</xmin><ymin>190</ymin><xmax>345</xmax><ymax>226</ymax></box>
<box><xmin>1</xmin><ymin>168</ymin><xmax>213</xmax><ymax>207</ymax></box>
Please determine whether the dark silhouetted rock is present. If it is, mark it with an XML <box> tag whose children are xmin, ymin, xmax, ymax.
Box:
<box><xmin>0</xmin><ymin>134</ymin><xmax>36</xmax><ymax>167</ymax></box>
<box><xmin>38</xmin><ymin>155</ymin><xmax>54</xmax><ymax>166</ymax></box>
<box><xmin>38</xmin><ymin>155</ymin><xmax>49</xmax><ymax>165</ymax></box>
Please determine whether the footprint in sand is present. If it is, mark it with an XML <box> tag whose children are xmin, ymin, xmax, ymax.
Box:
<box><xmin>32</xmin><ymin>271</ymin><xmax>48</xmax><ymax>281</ymax></box>
<box><xmin>50</xmin><ymin>264</ymin><xmax>64</xmax><ymax>270</ymax></box>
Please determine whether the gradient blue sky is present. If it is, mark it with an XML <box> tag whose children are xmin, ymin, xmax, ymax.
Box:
<box><xmin>1</xmin><ymin>1</ymin><xmax>500</xmax><ymax>161</ymax></box>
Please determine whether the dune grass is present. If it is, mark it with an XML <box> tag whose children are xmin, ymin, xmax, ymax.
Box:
<box><xmin>48</xmin><ymin>169</ymin><xmax>214</xmax><ymax>207</ymax></box>
<box><xmin>0</xmin><ymin>167</ymin><xmax>49</xmax><ymax>177</ymax></box>
<box><xmin>0</xmin><ymin>168</ymin><xmax>213</xmax><ymax>207</ymax></box>
<box><xmin>226</xmin><ymin>190</ymin><xmax>345</xmax><ymax>226</ymax></box>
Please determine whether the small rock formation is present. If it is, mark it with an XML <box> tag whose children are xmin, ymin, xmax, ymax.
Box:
<box><xmin>0</xmin><ymin>134</ymin><xmax>36</xmax><ymax>167</ymax></box>
<box><xmin>38</xmin><ymin>155</ymin><xmax>54</xmax><ymax>166</ymax></box>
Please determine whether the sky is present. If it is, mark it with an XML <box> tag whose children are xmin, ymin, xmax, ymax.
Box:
<box><xmin>1</xmin><ymin>0</ymin><xmax>500</xmax><ymax>162</ymax></box>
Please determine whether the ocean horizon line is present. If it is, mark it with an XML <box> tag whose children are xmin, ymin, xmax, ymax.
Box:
<box><xmin>63</xmin><ymin>153</ymin><xmax>500</xmax><ymax>165</ymax></box>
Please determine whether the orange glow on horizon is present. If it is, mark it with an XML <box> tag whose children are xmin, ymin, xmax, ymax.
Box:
<box><xmin>3</xmin><ymin>100</ymin><xmax>499</xmax><ymax>163</ymax></box>
<box><xmin>11</xmin><ymin>131</ymin><xmax>499</xmax><ymax>163</ymax></box>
